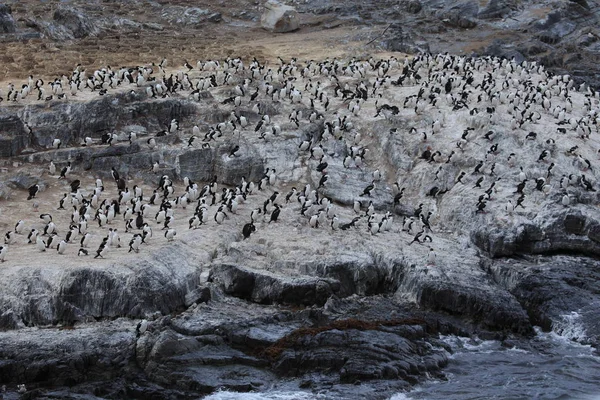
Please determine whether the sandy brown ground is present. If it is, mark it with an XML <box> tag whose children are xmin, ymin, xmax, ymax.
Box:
<box><xmin>0</xmin><ymin>0</ymin><xmax>393</xmax><ymax>85</ymax></box>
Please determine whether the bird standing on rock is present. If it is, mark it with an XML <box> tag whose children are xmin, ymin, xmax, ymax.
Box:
<box><xmin>164</xmin><ymin>228</ymin><xmax>177</xmax><ymax>241</ymax></box>
<box><xmin>427</xmin><ymin>248</ymin><xmax>436</xmax><ymax>265</ymax></box>
<box><xmin>28</xmin><ymin>184</ymin><xmax>39</xmax><ymax>200</ymax></box>
<box><xmin>242</xmin><ymin>222</ymin><xmax>256</xmax><ymax>239</ymax></box>
<box><xmin>361</xmin><ymin>181</ymin><xmax>375</xmax><ymax>197</ymax></box>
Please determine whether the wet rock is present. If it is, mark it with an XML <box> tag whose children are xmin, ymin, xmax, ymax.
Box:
<box><xmin>417</xmin><ymin>279</ymin><xmax>532</xmax><ymax>334</ymax></box>
<box><xmin>141</xmin><ymin>328</ymin><xmax>273</xmax><ymax>393</ymax></box>
<box><xmin>493</xmin><ymin>255</ymin><xmax>600</xmax><ymax>347</ymax></box>
<box><xmin>272</xmin><ymin>325</ymin><xmax>447</xmax><ymax>385</ymax></box>
<box><xmin>0</xmin><ymin>320</ymin><xmax>137</xmax><ymax>388</ymax></box>
<box><xmin>0</xmin><ymin>4</ymin><xmax>16</xmax><ymax>33</ymax></box>
<box><xmin>261</xmin><ymin>0</ymin><xmax>300</xmax><ymax>33</ymax></box>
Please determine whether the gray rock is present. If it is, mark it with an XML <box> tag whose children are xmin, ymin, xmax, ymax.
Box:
<box><xmin>386</xmin><ymin>24</ymin><xmax>430</xmax><ymax>54</ymax></box>
<box><xmin>0</xmin><ymin>244</ymin><xmax>204</xmax><ymax>327</ymax></box>
<box><xmin>178</xmin><ymin>147</ymin><xmax>215</xmax><ymax>183</ymax></box>
<box><xmin>7</xmin><ymin>173</ymin><xmax>44</xmax><ymax>190</ymax></box>
<box><xmin>207</xmin><ymin>12</ymin><xmax>223</xmax><ymax>23</ymax></box>
<box><xmin>184</xmin><ymin>286</ymin><xmax>211</xmax><ymax>307</ymax></box>
<box><xmin>564</xmin><ymin>212</ymin><xmax>586</xmax><ymax>235</ymax></box>
<box><xmin>477</xmin><ymin>0</ymin><xmax>515</xmax><ymax>19</ymax></box>
<box><xmin>0</xmin><ymin>4</ymin><xmax>16</xmax><ymax>33</ymax></box>
<box><xmin>261</xmin><ymin>0</ymin><xmax>300</xmax><ymax>33</ymax></box>
<box><xmin>209</xmin><ymin>263</ymin><xmax>340</xmax><ymax>306</ymax></box>
<box><xmin>214</xmin><ymin>140</ymin><xmax>265</xmax><ymax>186</ymax></box>
<box><xmin>587</xmin><ymin>223</ymin><xmax>600</xmax><ymax>243</ymax></box>
<box><xmin>440</xmin><ymin>11</ymin><xmax>478</xmax><ymax>29</ymax></box>
<box><xmin>53</xmin><ymin>6</ymin><xmax>99</xmax><ymax>39</ymax></box>
<box><xmin>451</xmin><ymin>1</ymin><xmax>479</xmax><ymax>19</ymax></box>
<box><xmin>403</xmin><ymin>0</ymin><xmax>423</xmax><ymax>14</ymax></box>
<box><xmin>0</xmin><ymin>114</ymin><xmax>28</xmax><ymax>157</ymax></box>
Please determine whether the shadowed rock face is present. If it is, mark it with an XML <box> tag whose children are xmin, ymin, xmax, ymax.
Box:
<box><xmin>2</xmin><ymin>93</ymin><xmax>197</xmax><ymax>153</ymax></box>
<box><xmin>0</xmin><ymin>4</ymin><xmax>16</xmax><ymax>33</ymax></box>
<box><xmin>0</xmin><ymin>92</ymin><xmax>269</xmax><ymax>186</ymax></box>
<box><xmin>0</xmin><ymin>244</ymin><xmax>204</xmax><ymax>328</ymax></box>
<box><xmin>295</xmin><ymin>0</ymin><xmax>600</xmax><ymax>88</ymax></box>
<box><xmin>0</xmin><ymin>115</ymin><xmax>28</xmax><ymax>157</ymax></box>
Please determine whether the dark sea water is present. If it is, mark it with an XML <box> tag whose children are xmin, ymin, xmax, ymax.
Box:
<box><xmin>402</xmin><ymin>328</ymin><xmax>600</xmax><ymax>400</ymax></box>
<box><xmin>204</xmin><ymin>317</ymin><xmax>600</xmax><ymax>400</ymax></box>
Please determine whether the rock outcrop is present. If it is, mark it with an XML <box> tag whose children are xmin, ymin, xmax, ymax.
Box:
<box><xmin>0</xmin><ymin>40</ymin><xmax>599</xmax><ymax>400</ymax></box>
<box><xmin>261</xmin><ymin>0</ymin><xmax>300</xmax><ymax>33</ymax></box>
<box><xmin>52</xmin><ymin>6</ymin><xmax>99</xmax><ymax>39</ymax></box>
<box><xmin>0</xmin><ymin>4</ymin><xmax>15</xmax><ymax>33</ymax></box>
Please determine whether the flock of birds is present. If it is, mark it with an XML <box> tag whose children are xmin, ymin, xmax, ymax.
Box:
<box><xmin>1</xmin><ymin>52</ymin><xmax>600</xmax><ymax>267</ymax></box>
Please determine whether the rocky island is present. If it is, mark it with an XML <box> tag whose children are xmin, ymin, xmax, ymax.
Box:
<box><xmin>0</xmin><ymin>1</ymin><xmax>599</xmax><ymax>399</ymax></box>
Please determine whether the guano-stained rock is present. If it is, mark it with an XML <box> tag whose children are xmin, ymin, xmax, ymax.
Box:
<box><xmin>261</xmin><ymin>0</ymin><xmax>300</xmax><ymax>33</ymax></box>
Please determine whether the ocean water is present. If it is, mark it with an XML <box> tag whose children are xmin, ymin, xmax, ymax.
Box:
<box><xmin>204</xmin><ymin>392</ymin><xmax>320</xmax><ymax>400</ymax></box>
<box><xmin>402</xmin><ymin>328</ymin><xmax>600</xmax><ymax>400</ymax></box>
<box><xmin>206</xmin><ymin>319</ymin><xmax>600</xmax><ymax>400</ymax></box>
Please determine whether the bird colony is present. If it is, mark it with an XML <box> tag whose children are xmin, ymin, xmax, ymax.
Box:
<box><xmin>0</xmin><ymin>53</ymin><xmax>599</xmax><ymax>267</ymax></box>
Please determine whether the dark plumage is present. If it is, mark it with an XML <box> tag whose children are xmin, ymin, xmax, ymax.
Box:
<box><xmin>408</xmin><ymin>230</ymin><xmax>424</xmax><ymax>245</ymax></box>
<box><xmin>28</xmin><ymin>184</ymin><xmax>39</xmax><ymax>200</ymax></box>
<box><xmin>70</xmin><ymin>180</ymin><xmax>81</xmax><ymax>193</ymax></box>
<box><xmin>229</xmin><ymin>145</ymin><xmax>240</xmax><ymax>157</ymax></box>
<box><xmin>318</xmin><ymin>174</ymin><xmax>329</xmax><ymax>188</ymax></box>
<box><xmin>111</xmin><ymin>167</ymin><xmax>120</xmax><ymax>182</ymax></box>
<box><xmin>242</xmin><ymin>222</ymin><xmax>256</xmax><ymax>239</ymax></box>
<box><xmin>361</xmin><ymin>181</ymin><xmax>375</xmax><ymax>197</ymax></box>
<box><xmin>269</xmin><ymin>205</ymin><xmax>281</xmax><ymax>223</ymax></box>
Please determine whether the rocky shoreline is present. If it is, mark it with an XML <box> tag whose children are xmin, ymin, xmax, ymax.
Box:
<box><xmin>1</xmin><ymin>85</ymin><xmax>599</xmax><ymax>397</ymax></box>
<box><xmin>0</xmin><ymin>1</ymin><xmax>600</xmax><ymax>398</ymax></box>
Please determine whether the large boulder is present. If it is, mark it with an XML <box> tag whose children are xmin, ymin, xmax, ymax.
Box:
<box><xmin>53</xmin><ymin>6</ymin><xmax>98</xmax><ymax>39</ymax></box>
<box><xmin>261</xmin><ymin>0</ymin><xmax>299</xmax><ymax>33</ymax></box>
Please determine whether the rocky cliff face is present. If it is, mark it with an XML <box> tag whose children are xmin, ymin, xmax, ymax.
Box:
<box><xmin>0</xmin><ymin>36</ymin><xmax>599</xmax><ymax>399</ymax></box>
<box><xmin>295</xmin><ymin>0</ymin><xmax>600</xmax><ymax>88</ymax></box>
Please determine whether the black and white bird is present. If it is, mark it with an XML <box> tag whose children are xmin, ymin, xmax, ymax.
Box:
<box><xmin>0</xmin><ymin>245</ymin><xmax>7</xmax><ymax>262</ymax></box>
<box><xmin>242</xmin><ymin>222</ymin><xmax>256</xmax><ymax>239</ymax></box>
<box><xmin>59</xmin><ymin>162</ymin><xmax>72</xmax><ymax>179</ymax></box>
<box><xmin>164</xmin><ymin>228</ymin><xmax>176</xmax><ymax>241</ymax></box>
